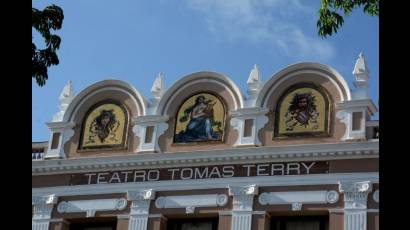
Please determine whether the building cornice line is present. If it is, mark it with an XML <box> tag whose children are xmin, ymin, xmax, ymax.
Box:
<box><xmin>32</xmin><ymin>141</ymin><xmax>378</xmax><ymax>175</ymax></box>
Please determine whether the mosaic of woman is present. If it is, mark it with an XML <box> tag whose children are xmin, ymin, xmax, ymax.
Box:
<box><xmin>86</xmin><ymin>109</ymin><xmax>120</xmax><ymax>144</ymax></box>
<box><xmin>175</xmin><ymin>95</ymin><xmax>223</xmax><ymax>142</ymax></box>
<box><xmin>284</xmin><ymin>92</ymin><xmax>319</xmax><ymax>131</ymax></box>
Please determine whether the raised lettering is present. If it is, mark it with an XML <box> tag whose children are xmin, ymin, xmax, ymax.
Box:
<box><xmin>85</xmin><ymin>173</ymin><xmax>96</xmax><ymax>184</ymax></box>
<box><xmin>121</xmin><ymin>171</ymin><xmax>132</xmax><ymax>183</ymax></box>
<box><xmin>222</xmin><ymin>166</ymin><xmax>234</xmax><ymax>177</ymax></box>
<box><xmin>194</xmin><ymin>167</ymin><xmax>209</xmax><ymax>179</ymax></box>
<box><xmin>243</xmin><ymin>165</ymin><xmax>256</xmax><ymax>177</ymax></box>
<box><xmin>301</xmin><ymin>162</ymin><xmax>316</xmax><ymax>174</ymax></box>
<box><xmin>208</xmin><ymin>166</ymin><xmax>221</xmax><ymax>178</ymax></box>
<box><xmin>97</xmin><ymin>172</ymin><xmax>109</xmax><ymax>184</ymax></box>
<box><xmin>168</xmin><ymin>168</ymin><xmax>180</xmax><ymax>180</ymax></box>
<box><xmin>271</xmin><ymin>164</ymin><xmax>284</xmax><ymax>175</ymax></box>
<box><xmin>257</xmin><ymin>164</ymin><xmax>270</xmax><ymax>176</ymax></box>
<box><xmin>287</xmin><ymin>163</ymin><xmax>300</xmax><ymax>175</ymax></box>
<box><xmin>181</xmin><ymin>168</ymin><xmax>193</xmax><ymax>180</ymax></box>
<box><xmin>147</xmin><ymin>170</ymin><xmax>160</xmax><ymax>181</ymax></box>
<box><xmin>109</xmin><ymin>172</ymin><xmax>121</xmax><ymax>183</ymax></box>
<box><xmin>134</xmin><ymin>170</ymin><xmax>146</xmax><ymax>182</ymax></box>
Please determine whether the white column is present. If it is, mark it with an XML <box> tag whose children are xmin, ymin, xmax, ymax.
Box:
<box><xmin>339</xmin><ymin>181</ymin><xmax>372</xmax><ymax>230</ymax></box>
<box><xmin>127</xmin><ymin>189</ymin><xmax>155</xmax><ymax>230</ymax></box>
<box><xmin>32</xmin><ymin>194</ymin><xmax>57</xmax><ymax>230</ymax></box>
<box><xmin>229</xmin><ymin>185</ymin><xmax>258</xmax><ymax>230</ymax></box>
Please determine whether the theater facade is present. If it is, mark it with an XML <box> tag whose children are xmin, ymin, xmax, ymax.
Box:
<box><xmin>32</xmin><ymin>54</ymin><xmax>379</xmax><ymax>230</ymax></box>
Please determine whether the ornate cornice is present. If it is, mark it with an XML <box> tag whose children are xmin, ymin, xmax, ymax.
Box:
<box><xmin>32</xmin><ymin>141</ymin><xmax>379</xmax><ymax>175</ymax></box>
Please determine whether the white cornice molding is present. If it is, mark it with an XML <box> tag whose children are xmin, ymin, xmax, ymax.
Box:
<box><xmin>336</xmin><ymin>99</ymin><xmax>378</xmax><ymax>114</ymax></box>
<box><xmin>57</xmin><ymin>198</ymin><xmax>127</xmax><ymax>217</ymax></box>
<box><xmin>258</xmin><ymin>190</ymin><xmax>339</xmax><ymax>211</ymax></box>
<box><xmin>127</xmin><ymin>189</ymin><xmax>155</xmax><ymax>201</ymax></box>
<box><xmin>229</xmin><ymin>185</ymin><xmax>258</xmax><ymax>196</ymax></box>
<box><xmin>32</xmin><ymin>141</ymin><xmax>379</xmax><ymax>175</ymax></box>
<box><xmin>155</xmin><ymin>194</ymin><xmax>228</xmax><ymax>214</ymax></box>
<box><xmin>132</xmin><ymin>115</ymin><xmax>169</xmax><ymax>125</ymax></box>
<box><xmin>46</xmin><ymin>121</ymin><xmax>76</xmax><ymax>130</ymax></box>
<box><xmin>230</xmin><ymin>107</ymin><xmax>270</xmax><ymax>117</ymax></box>
<box><xmin>33</xmin><ymin>172</ymin><xmax>379</xmax><ymax>197</ymax></box>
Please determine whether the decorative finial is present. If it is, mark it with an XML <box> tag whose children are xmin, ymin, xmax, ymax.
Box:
<box><xmin>53</xmin><ymin>80</ymin><xmax>75</xmax><ymax>122</ymax></box>
<box><xmin>151</xmin><ymin>73</ymin><xmax>165</xmax><ymax>103</ymax></box>
<box><xmin>353</xmin><ymin>51</ymin><xmax>369</xmax><ymax>79</ymax></box>
<box><xmin>247</xmin><ymin>64</ymin><xmax>262</xmax><ymax>99</ymax></box>
<box><xmin>59</xmin><ymin>80</ymin><xmax>74</xmax><ymax>100</ymax></box>
<box><xmin>352</xmin><ymin>52</ymin><xmax>370</xmax><ymax>99</ymax></box>
<box><xmin>247</xmin><ymin>64</ymin><xmax>261</xmax><ymax>84</ymax></box>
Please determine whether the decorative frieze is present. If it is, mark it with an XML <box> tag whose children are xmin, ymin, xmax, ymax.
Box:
<box><xmin>155</xmin><ymin>194</ymin><xmax>228</xmax><ymax>214</ymax></box>
<box><xmin>258</xmin><ymin>190</ymin><xmax>339</xmax><ymax>211</ymax></box>
<box><xmin>57</xmin><ymin>198</ymin><xmax>127</xmax><ymax>217</ymax></box>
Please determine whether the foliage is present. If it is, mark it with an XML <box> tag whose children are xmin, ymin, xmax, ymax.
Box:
<box><xmin>32</xmin><ymin>5</ymin><xmax>64</xmax><ymax>86</ymax></box>
<box><xmin>317</xmin><ymin>0</ymin><xmax>379</xmax><ymax>38</ymax></box>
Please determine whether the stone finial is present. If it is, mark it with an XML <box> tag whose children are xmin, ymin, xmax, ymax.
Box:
<box><xmin>353</xmin><ymin>52</ymin><xmax>369</xmax><ymax>81</ymax></box>
<box><xmin>151</xmin><ymin>73</ymin><xmax>165</xmax><ymax>101</ymax></box>
<box><xmin>59</xmin><ymin>80</ymin><xmax>74</xmax><ymax>101</ymax></box>
<box><xmin>247</xmin><ymin>64</ymin><xmax>262</xmax><ymax>99</ymax></box>
<box><xmin>52</xmin><ymin>81</ymin><xmax>75</xmax><ymax>122</ymax></box>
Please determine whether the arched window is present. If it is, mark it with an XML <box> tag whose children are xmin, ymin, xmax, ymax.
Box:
<box><xmin>274</xmin><ymin>83</ymin><xmax>330</xmax><ymax>138</ymax></box>
<box><xmin>174</xmin><ymin>93</ymin><xmax>226</xmax><ymax>143</ymax></box>
<box><xmin>79</xmin><ymin>100</ymin><xmax>129</xmax><ymax>150</ymax></box>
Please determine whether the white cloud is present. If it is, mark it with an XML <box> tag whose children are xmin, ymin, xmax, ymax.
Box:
<box><xmin>184</xmin><ymin>0</ymin><xmax>334</xmax><ymax>60</ymax></box>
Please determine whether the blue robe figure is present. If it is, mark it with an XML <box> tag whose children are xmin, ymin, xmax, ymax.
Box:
<box><xmin>175</xmin><ymin>95</ymin><xmax>221</xmax><ymax>142</ymax></box>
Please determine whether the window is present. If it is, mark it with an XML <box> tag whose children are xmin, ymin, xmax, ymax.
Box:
<box><xmin>243</xmin><ymin>119</ymin><xmax>254</xmax><ymax>137</ymax></box>
<box><xmin>271</xmin><ymin>216</ymin><xmax>329</xmax><ymax>230</ymax></box>
<box><xmin>167</xmin><ymin>218</ymin><xmax>218</xmax><ymax>230</ymax></box>
<box><xmin>352</xmin><ymin>112</ymin><xmax>363</xmax><ymax>131</ymax></box>
<box><xmin>145</xmin><ymin>126</ymin><xmax>154</xmax><ymax>143</ymax></box>
<box><xmin>69</xmin><ymin>218</ymin><xmax>117</xmax><ymax>230</ymax></box>
<box><xmin>51</xmin><ymin>132</ymin><xmax>61</xmax><ymax>149</ymax></box>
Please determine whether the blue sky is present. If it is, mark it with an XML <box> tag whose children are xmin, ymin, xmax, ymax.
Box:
<box><xmin>32</xmin><ymin>0</ymin><xmax>379</xmax><ymax>141</ymax></box>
